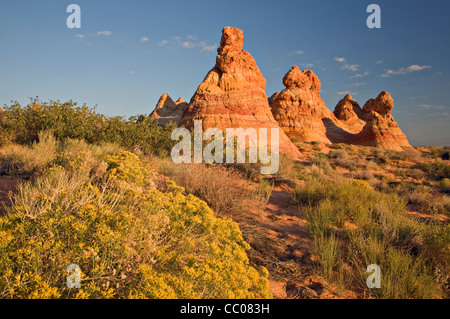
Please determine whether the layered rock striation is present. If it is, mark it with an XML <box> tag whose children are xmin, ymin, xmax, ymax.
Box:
<box><xmin>179</xmin><ymin>27</ymin><xmax>300</xmax><ymax>158</ymax></box>
<box><xmin>270</xmin><ymin>66</ymin><xmax>412</xmax><ymax>150</ymax></box>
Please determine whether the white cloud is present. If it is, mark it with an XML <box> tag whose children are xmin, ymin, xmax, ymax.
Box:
<box><xmin>158</xmin><ymin>35</ymin><xmax>215</xmax><ymax>52</ymax></box>
<box><xmin>158</xmin><ymin>39</ymin><xmax>169</xmax><ymax>46</ymax></box>
<box><xmin>201</xmin><ymin>44</ymin><xmax>216</xmax><ymax>52</ymax></box>
<box><xmin>335</xmin><ymin>57</ymin><xmax>359</xmax><ymax>72</ymax></box>
<box><xmin>129</xmin><ymin>70</ymin><xmax>135</xmax><ymax>74</ymax></box>
<box><xmin>181</xmin><ymin>41</ymin><xmax>195</xmax><ymax>48</ymax></box>
<box><xmin>376</xmin><ymin>60</ymin><xmax>383</xmax><ymax>64</ymax></box>
<box><xmin>75</xmin><ymin>34</ymin><xmax>84</xmax><ymax>38</ymax></box>
<box><xmin>301</xmin><ymin>63</ymin><xmax>314</xmax><ymax>68</ymax></box>
<box><xmin>140</xmin><ymin>36</ymin><xmax>149</xmax><ymax>43</ymax></box>
<box><xmin>96</xmin><ymin>31</ymin><xmax>112</xmax><ymax>36</ymax></box>
<box><xmin>350</xmin><ymin>71</ymin><xmax>370</xmax><ymax>79</ymax></box>
<box><xmin>290</xmin><ymin>50</ymin><xmax>304</xmax><ymax>56</ymax></box>
<box><xmin>335</xmin><ymin>91</ymin><xmax>359</xmax><ymax>95</ymax></box>
<box><xmin>349</xmin><ymin>82</ymin><xmax>367</xmax><ymax>87</ymax></box>
<box><xmin>419</xmin><ymin>104</ymin><xmax>447</xmax><ymax>110</ymax></box>
<box><xmin>341</xmin><ymin>64</ymin><xmax>360</xmax><ymax>72</ymax></box>
<box><xmin>381</xmin><ymin>64</ymin><xmax>431</xmax><ymax>77</ymax></box>
<box><xmin>429</xmin><ymin>112</ymin><xmax>449</xmax><ymax>118</ymax></box>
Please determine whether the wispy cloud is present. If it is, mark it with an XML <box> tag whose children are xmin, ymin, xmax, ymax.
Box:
<box><xmin>350</xmin><ymin>71</ymin><xmax>370</xmax><ymax>79</ymax></box>
<box><xmin>348</xmin><ymin>82</ymin><xmax>367</xmax><ymax>87</ymax></box>
<box><xmin>75</xmin><ymin>34</ymin><xmax>84</xmax><ymax>38</ymax></box>
<box><xmin>381</xmin><ymin>64</ymin><xmax>431</xmax><ymax>77</ymax></box>
<box><xmin>129</xmin><ymin>70</ymin><xmax>135</xmax><ymax>74</ymax></box>
<box><xmin>341</xmin><ymin>64</ymin><xmax>360</xmax><ymax>72</ymax></box>
<box><xmin>334</xmin><ymin>56</ymin><xmax>359</xmax><ymax>72</ymax></box>
<box><xmin>376</xmin><ymin>60</ymin><xmax>383</xmax><ymax>64</ymax></box>
<box><xmin>96</xmin><ymin>31</ymin><xmax>112</xmax><ymax>36</ymax></box>
<box><xmin>409</xmin><ymin>96</ymin><xmax>427</xmax><ymax>100</ymax></box>
<box><xmin>300</xmin><ymin>63</ymin><xmax>314</xmax><ymax>68</ymax></box>
<box><xmin>429</xmin><ymin>112</ymin><xmax>449</xmax><ymax>118</ymax></box>
<box><xmin>289</xmin><ymin>50</ymin><xmax>304</xmax><ymax>56</ymax></box>
<box><xmin>200</xmin><ymin>44</ymin><xmax>216</xmax><ymax>52</ymax></box>
<box><xmin>158</xmin><ymin>39</ymin><xmax>169</xmax><ymax>46</ymax></box>
<box><xmin>335</xmin><ymin>91</ymin><xmax>359</xmax><ymax>95</ymax></box>
<box><xmin>419</xmin><ymin>104</ymin><xmax>447</xmax><ymax>110</ymax></box>
<box><xmin>158</xmin><ymin>35</ymin><xmax>216</xmax><ymax>52</ymax></box>
<box><xmin>181</xmin><ymin>41</ymin><xmax>195</xmax><ymax>48</ymax></box>
<box><xmin>140</xmin><ymin>36</ymin><xmax>149</xmax><ymax>43</ymax></box>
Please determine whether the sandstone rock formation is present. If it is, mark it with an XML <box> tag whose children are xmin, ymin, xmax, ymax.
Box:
<box><xmin>333</xmin><ymin>94</ymin><xmax>364</xmax><ymax>125</ymax></box>
<box><xmin>271</xmin><ymin>66</ymin><xmax>335</xmax><ymax>143</ymax></box>
<box><xmin>149</xmin><ymin>93</ymin><xmax>188</xmax><ymax>126</ymax></box>
<box><xmin>179</xmin><ymin>27</ymin><xmax>300</xmax><ymax>158</ymax></box>
<box><xmin>359</xmin><ymin>91</ymin><xmax>411</xmax><ymax>149</ymax></box>
<box><xmin>270</xmin><ymin>66</ymin><xmax>411</xmax><ymax>150</ymax></box>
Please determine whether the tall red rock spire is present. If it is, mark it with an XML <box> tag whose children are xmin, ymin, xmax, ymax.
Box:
<box><xmin>179</xmin><ymin>27</ymin><xmax>300</xmax><ymax>158</ymax></box>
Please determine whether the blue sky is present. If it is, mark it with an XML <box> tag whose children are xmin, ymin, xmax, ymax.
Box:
<box><xmin>0</xmin><ymin>0</ymin><xmax>449</xmax><ymax>146</ymax></box>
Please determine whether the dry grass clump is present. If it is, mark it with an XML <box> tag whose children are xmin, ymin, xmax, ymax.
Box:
<box><xmin>292</xmin><ymin>174</ymin><xmax>446</xmax><ymax>298</ymax></box>
<box><xmin>155</xmin><ymin>158</ymin><xmax>270</xmax><ymax>216</ymax></box>
<box><xmin>0</xmin><ymin>131</ymin><xmax>57</xmax><ymax>174</ymax></box>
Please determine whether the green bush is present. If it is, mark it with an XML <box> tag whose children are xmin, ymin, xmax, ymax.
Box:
<box><xmin>0</xmin><ymin>99</ymin><xmax>176</xmax><ymax>157</ymax></box>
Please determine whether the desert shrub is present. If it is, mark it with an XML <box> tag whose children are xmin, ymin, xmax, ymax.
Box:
<box><xmin>254</xmin><ymin>178</ymin><xmax>274</xmax><ymax>206</ymax></box>
<box><xmin>327</xmin><ymin>149</ymin><xmax>348</xmax><ymax>160</ymax></box>
<box><xmin>388</xmin><ymin>148</ymin><xmax>420</xmax><ymax>161</ymax></box>
<box><xmin>311</xmin><ymin>154</ymin><xmax>332</xmax><ymax>174</ymax></box>
<box><xmin>393</xmin><ymin>168</ymin><xmax>407</xmax><ymax>178</ymax></box>
<box><xmin>292</xmin><ymin>181</ymin><xmax>326</xmax><ymax>207</ymax></box>
<box><xmin>335</xmin><ymin>157</ymin><xmax>358</xmax><ymax>171</ymax></box>
<box><xmin>353</xmin><ymin>170</ymin><xmax>374</xmax><ymax>181</ymax></box>
<box><xmin>156</xmin><ymin>158</ymin><xmax>268</xmax><ymax>216</ymax></box>
<box><xmin>0</xmin><ymin>151</ymin><xmax>271</xmax><ymax>298</ymax></box>
<box><xmin>414</xmin><ymin>160</ymin><xmax>450</xmax><ymax>180</ymax></box>
<box><xmin>0</xmin><ymin>131</ymin><xmax>58</xmax><ymax>175</ymax></box>
<box><xmin>370</xmin><ymin>148</ymin><xmax>389</xmax><ymax>165</ymax></box>
<box><xmin>410</xmin><ymin>168</ymin><xmax>426</xmax><ymax>180</ymax></box>
<box><xmin>365</xmin><ymin>160</ymin><xmax>379</xmax><ymax>171</ymax></box>
<box><xmin>274</xmin><ymin>154</ymin><xmax>299</xmax><ymax>182</ymax></box>
<box><xmin>0</xmin><ymin>99</ymin><xmax>176</xmax><ymax>157</ymax></box>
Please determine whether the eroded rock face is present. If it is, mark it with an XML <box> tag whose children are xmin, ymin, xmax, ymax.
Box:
<box><xmin>149</xmin><ymin>93</ymin><xmax>188</xmax><ymax>126</ymax></box>
<box><xmin>271</xmin><ymin>66</ymin><xmax>335</xmax><ymax>143</ymax></box>
<box><xmin>360</xmin><ymin>91</ymin><xmax>411</xmax><ymax>149</ymax></box>
<box><xmin>271</xmin><ymin>66</ymin><xmax>412</xmax><ymax>150</ymax></box>
<box><xmin>334</xmin><ymin>94</ymin><xmax>363</xmax><ymax>122</ymax></box>
<box><xmin>268</xmin><ymin>92</ymin><xmax>279</xmax><ymax>108</ymax></box>
<box><xmin>180</xmin><ymin>27</ymin><xmax>300</xmax><ymax>158</ymax></box>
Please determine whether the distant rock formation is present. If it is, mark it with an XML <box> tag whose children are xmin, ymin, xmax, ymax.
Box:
<box><xmin>333</xmin><ymin>94</ymin><xmax>364</xmax><ymax>125</ymax></box>
<box><xmin>270</xmin><ymin>66</ymin><xmax>412</xmax><ymax>150</ymax></box>
<box><xmin>358</xmin><ymin>91</ymin><xmax>411</xmax><ymax>149</ymax></box>
<box><xmin>149</xmin><ymin>93</ymin><xmax>188</xmax><ymax>126</ymax></box>
<box><xmin>179</xmin><ymin>27</ymin><xmax>300</xmax><ymax>158</ymax></box>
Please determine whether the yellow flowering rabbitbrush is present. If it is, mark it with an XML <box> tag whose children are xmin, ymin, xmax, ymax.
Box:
<box><xmin>0</xmin><ymin>150</ymin><xmax>271</xmax><ymax>298</ymax></box>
